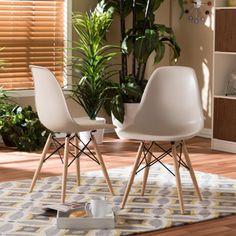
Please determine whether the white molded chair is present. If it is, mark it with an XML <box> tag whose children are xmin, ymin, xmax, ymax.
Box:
<box><xmin>29</xmin><ymin>65</ymin><xmax>115</xmax><ymax>203</ymax></box>
<box><xmin>119</xmin><ymin>66</ymin><xmax>204</xmax><ymax>213</ymax></box>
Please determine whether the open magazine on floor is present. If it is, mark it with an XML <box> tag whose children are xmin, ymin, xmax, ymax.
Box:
<box><xmin>43</xmin><ymin>202</ymin><xmax>86</xmax><ymax>213</ymax></box>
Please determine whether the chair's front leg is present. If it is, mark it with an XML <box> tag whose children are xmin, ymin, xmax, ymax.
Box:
<box><xmin>182</xmin><ymin>141</ymin><xmax>202</xmax><ymax>201</ymax></box>
<box><xmin>29</xmin><ymin>133</ymin><xmax>52</xmax><ymax>193</ymax></box>
<box><xmin>172</xmin><ymin>142</ymin><xmax>185</xmax><ymax>214</ymax></box>
<box><xmin>91</xmin><ymin>134</ymin><xmax>115</xmax><ymax>196</ymax></box>
<box><xmin>121</xmin><ymin>142</ymin><xmax>144</xmax><ymax>209</ymax></box>
<box><xmin>61</xmin><ymin>136</ymin><xmax>70</xmax><ymax>203</ymax></box>
<box><xmin>141</xmin><ymin>143</ymin><xmax>153</xmax><ymax>196</ymax></box>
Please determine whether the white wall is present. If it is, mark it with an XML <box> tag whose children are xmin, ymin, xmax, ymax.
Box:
<box><xmin>171</xmin><ymin>1</ymin><xmax>214</xmax><ymax>129</ymax></box>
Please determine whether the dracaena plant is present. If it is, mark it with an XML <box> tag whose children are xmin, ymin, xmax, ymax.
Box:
<box><xmin>69</xmin><ymin>0</ymin><xmax>120</xmax><ymax>120</ymax></box>
<box><xmin>99</xmin><ymin>0</ymin><xmax>184</xmax><ymax>123</ymax></box>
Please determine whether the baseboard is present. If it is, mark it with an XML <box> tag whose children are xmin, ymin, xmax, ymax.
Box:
<box><xmin>198</xmin><ymin>128</ymin><xmax>211</xmax><ymax>138</ymax></box>
<box><xmin>211</xmin><ymin>138</ymin><xmax>236</xmax><ymax>153</ymax></box>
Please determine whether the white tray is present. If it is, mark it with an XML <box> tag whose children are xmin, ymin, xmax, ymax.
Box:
<box><xmin>57</xmin><ymin>207</ymin><xmax>115</xmax><ymax>230</ymax></box>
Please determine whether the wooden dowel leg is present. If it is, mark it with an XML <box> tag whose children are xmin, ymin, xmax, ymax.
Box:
<box><xmin>121</xmin><ymin>142</ymin><xmax>144</xmax><ymax>209</ymax></box>
<box><xmin>29</xmin><ymin>133</ymin><xmax>52</xmax><ymax>192</ymax></box>
<box><xmin>74</xmin><ymin>135</ymin><xmax>80</xmax><ymax>186</ymax></box>
<box><xmin>91</xmin><ymin>134</ymin><xmax>114</xmax><ymax>196</ymax></box>
<box><xmin>182</xmin><ymin>141</ymin><xmax>202</xmax><ymax>201</ymax></box>
<box><xmin>61</xmin><ymin>136</ymin><xmax>69</xmax><ymax>204</ymax></box>
<box><xmin>172</xmin><ymin>143</ymin><xmax>185</xmax><ymax>214</ymax></box>
<box><xmin>141</xmin><ymin>143</ymin><xmax>153</xmax><ymax>196</ymax></box>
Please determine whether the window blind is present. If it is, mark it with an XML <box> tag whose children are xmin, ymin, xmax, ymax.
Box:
<box><xmin>0</xmin><ymin>0</ymin><xmax>66</xmax><ymax>90</ymax></box>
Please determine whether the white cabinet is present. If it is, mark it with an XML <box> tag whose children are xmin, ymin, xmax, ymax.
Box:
<box><xmin>211</xmin><ymin>0</ymin><xmax>236</xmax><ymax>153</ymax></box>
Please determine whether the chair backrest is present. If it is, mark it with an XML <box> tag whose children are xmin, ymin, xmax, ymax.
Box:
<box><xmin>30</xmin><ymin>65</ymin><xmax>77</xmax><ymax>132</ymax></box>
<box><xmin>129</xmin><ymin>66</ymin><xmax>204</xmax><ymax>137</ymax></box>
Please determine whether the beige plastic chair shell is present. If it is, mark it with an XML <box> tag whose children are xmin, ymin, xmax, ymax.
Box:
<box><xmin>119</xmin><ymin>66</ymin><xmax>204</xmax><ymax>214</ymax></box>
<box><xmin>29</xmin><ymin>65</ymin><xmax>114</xmax><ymax>203</ymax></box>
<box><xmin>30</xmin><ymin>65</ymin><xmax>114</xmax><ymax>133</ymax></box>
<box><xmin>118</xmin><ymin>66</ymin><xmax>204</xmax><ymax>141</ymax></box>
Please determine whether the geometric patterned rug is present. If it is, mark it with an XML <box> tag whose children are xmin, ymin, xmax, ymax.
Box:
<box><xmin>0</xmin><ymin>164</ymin><xmax>236</xmax><ymax>235</ymax></box>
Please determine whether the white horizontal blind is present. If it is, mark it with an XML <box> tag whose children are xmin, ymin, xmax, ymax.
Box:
<box><xmin>0</xmin><ymin>0</ymin><xmax>66</xmax><ymax>90</ymax></box>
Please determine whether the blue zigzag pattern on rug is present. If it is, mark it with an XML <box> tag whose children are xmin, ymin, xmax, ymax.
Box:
<box><xmin>0</xmin><ymin>164</ymin><xmax>236</xmax><ymax>235</ymax></box>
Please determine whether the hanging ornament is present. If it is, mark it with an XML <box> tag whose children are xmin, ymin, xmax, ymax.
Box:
<box><xmin>184</xmin><ymin>0</ymin><xmax>212</xmax><ymax>24</ymax></box>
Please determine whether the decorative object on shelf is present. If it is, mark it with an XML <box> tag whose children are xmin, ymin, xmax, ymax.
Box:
<box><xmin>228</xmin><ymin>0</ymin><xmax>236</xmax><ymax>6</ymax></box>
<box><xmin>225</xmin><ymin>72</ymin><xmax>236</xmax><ymax>96</ymax></box>
<box><xmin>184</xmin><ymin>0</ymin><xmax>213</xmax><ymax>24</ymax></box>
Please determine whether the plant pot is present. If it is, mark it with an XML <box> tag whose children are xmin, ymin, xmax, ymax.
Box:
<box><xmin>1</xmin><ymin>134</ymin><xmax>16</xmax><ymax>147</ymax></box>
<box><xmin>111</xmin><ymin>103</ymin><xmax>139</xmax><ymax>139</ymax></box>
<box><xmin>78</xmin><ymin>117</ymin><xmax>106</xmax><ymax>146</ymax></box>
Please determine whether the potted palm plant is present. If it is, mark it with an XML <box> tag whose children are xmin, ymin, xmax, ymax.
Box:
<box><xmin>69</xmin><ymin>1</ymin><xmax>119</xmax><ymax>143</ymax></box>
<box><xmin>100</xmin><ymin>0</ymin><xmax>184</xmax><ymax>127</ymax></box>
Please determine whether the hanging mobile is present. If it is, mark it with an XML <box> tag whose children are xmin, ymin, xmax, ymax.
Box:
<box><xmin>184</xmin><ymin>0</ymin><xmax>213</xmax><ymax>24</ymax></box>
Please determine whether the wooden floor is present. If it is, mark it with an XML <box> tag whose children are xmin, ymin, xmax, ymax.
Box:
<box><xmin>0</xmin><ymin>133</ymin><xmax>236</xmax><ymax>235</ymax></box>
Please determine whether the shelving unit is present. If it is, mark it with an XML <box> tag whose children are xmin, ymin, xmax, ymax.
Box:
<box><xmin>212</xmin><ymin>0</ymin><xmax>236</xmax><ymax>153</ymax></box>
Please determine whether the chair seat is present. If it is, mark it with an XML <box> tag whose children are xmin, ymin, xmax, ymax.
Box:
<box><xmin>73</xmin><ymin>117</ymin><xmax>115</xmax><ymax>132</ymax></box>
<box><xmin>118</xmin><ymin>129</ymin><xmax>197</xmax><ymax>142</ymax></box>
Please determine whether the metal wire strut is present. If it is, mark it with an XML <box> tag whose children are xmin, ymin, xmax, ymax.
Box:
<box><xmin>135</xmin><ymin>141</ymin><xmax>190</xmax><ymax>176</ymax></box>
<box><xmin>42</xmin><ymin>131</ymin><xmax>100</xmax><ymax>167</ymax></box>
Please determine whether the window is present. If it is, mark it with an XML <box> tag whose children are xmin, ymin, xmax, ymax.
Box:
<box><xmin>0</xmin><ymin>0</ymin><xmax>67</xmax><ymax>90</ymax></box>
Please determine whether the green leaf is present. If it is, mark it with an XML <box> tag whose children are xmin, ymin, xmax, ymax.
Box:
<box><xmin>154</xmin><ymin>41</ymin><xmax>165</xmax><ymax>64</ymax></box>
<box><xmin>122</xmin><ymin>81</ymin><xmax>142</xmax><ymax>98</ymax></box>
<box><xmin>110</xmin><ymin>95</ymin><xmax>124</xmax><ymax>123</ymax></box>
<box><xmin>135</xmin><ymin>29</ymin><xmax>158</xmax><ymax>64</ymax></box>
<box><xmin>152</xmin><ymin>0</ymin><xmax>165</xmax><ymax>11</ymax></box>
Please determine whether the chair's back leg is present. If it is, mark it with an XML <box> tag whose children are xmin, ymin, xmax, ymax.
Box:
<box><xmin>172</xmin><ymin>143</ymin><xmax>185</xmax><ymax>214</ymax></box>
<box><xmin>29</xmin><ymin>133</ymin><xmax>52</xmax><ymax>193</ymax></box>
<box><xmin>61</xmin><ymin>136</ymin><xmax>70</xmax><ymax>203</ymax></box>
<box><xmin>74</xmin><ymin>135</ymin><xmax>80</xmax><ymax>186</ymax></box>
<box><xmin>182</xmin><ymin>141</ymin><xmax>202</xmax><ymax>201</ymax></box>
<box><xmin>121</xmin><ymin>142</ymin><xmax>144</xmax><ymax>209</ymax></box>
<box><xmin>91</xmin><ymin>133</ymin><xmax>115</xmax><ymax>196</ymax></box>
